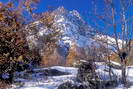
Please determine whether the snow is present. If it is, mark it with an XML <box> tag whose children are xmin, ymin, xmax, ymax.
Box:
<box><xmin>11</xmin><ymin>66</ymin><xmax>78</xmax><ymax>89</ymax></box>
<box><xmin>10</xmin><ymin>61</ymin><xmax>133</xmax><ymax>89</ymax></box>
<box><xmin>94</xmin><ymin>34</ymin><xmax>123</xmax><ymax>50</ymax></box>
<box><xmin>129</xmin><ymin>86</ymin><xmax>133</xmax><ymax>89</ymax></box>
<box><xmin>56</xmin><ymin>17</ymin><xmax>65</xmax><ymax>23</ymax></box>
<box><xmin>50</xmin><ymin>66</ymin><xmax>78</xmax><ymax>75</ymax></box>
<box><xmin>25</xmin><ymin>7</ymin><xmax>95</xmax><ymax>54</ymax></box>
<box><xmin>94</xmin><ymin>61</ymin><xmax>133</xmax><ymax>88</ymax></box>
<box><xmin>126</xmin><ymin>66</ymin><xmax>133</xmax><ymax>82</ymax></box>
<box><xmin>95</xmin><ymin>61</ymin><xmax>121</xmax><ymax>81</ymax></box>
<box><xmin>2</xmin><ymin>73</ymin><xmax>9</xmax><ymax>79</ymax></box>
<box><xmin>110</xmin><ymin>60</ymin><xmax>121</xmax><ymax>66</ymax></box>
<box><xmin>116</xmin><ymin>84</ymin><xmax>133</xmax><ymax>89</ymax></box>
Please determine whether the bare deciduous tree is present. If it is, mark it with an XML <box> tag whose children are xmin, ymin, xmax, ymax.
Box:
<box><xmin>89</xmin><ymin>0</ymin><xmax>133</xmax><ymax>85</ymax></box>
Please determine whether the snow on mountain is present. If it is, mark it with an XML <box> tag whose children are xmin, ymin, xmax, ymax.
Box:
<box><xmin>52</xmin><ymin>7</ymin><xmax>95</xmax><ymax>47</ymax></box>
<box><xmin>26</xmin><ymin>6</ymin><xmax>123</xmax><ymax>51</ymax></box>
<box><xmin>25</xmin><ymin>6</ymin><xmax>95</xmax><ymax>51</ymax></box>
<box><xmin>94</xmin><ymin>34</ymin><xmax>123</xmax><ymax>49</ymax></box>
<box><xmin>24</xmin><ymin>6</ymin><xmax>99</xmax><ymax>66</ymax></box>
<box><xmin>25</xmin><ymin>6</ymin><xmax>123</xmax><ymax>66</ymax></box>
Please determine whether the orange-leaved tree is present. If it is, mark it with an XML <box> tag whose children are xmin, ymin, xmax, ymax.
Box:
<box><xmin>0</xmin><ymin>0</ymin><xmax>40</xmax><ymax>83</ymax></box>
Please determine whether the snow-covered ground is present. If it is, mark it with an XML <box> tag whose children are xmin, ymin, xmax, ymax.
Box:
<box><xmin>95</xmin><ymin>61</ymin><xmax>133</xmax><ymax>89</ymax></box>
<box><xmin>10</xmin><ymin>61</ymin><xmax>133</xmax><ymax>89</ymax></box>
<box><xmin>10</xmin><ymin>66</ymin><xmax>78</xmax><ymax>89</ymax></box>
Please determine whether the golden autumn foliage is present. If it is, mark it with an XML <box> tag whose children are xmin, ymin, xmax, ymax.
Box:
<box><xmin>0</xmin><ymin>0</ymin><xmax>40</xmax><ymax>82</ymax></box>
<box><xmin>41</xmin><ymin>48</ymin><xmax>65</xmax><ymax>67</ymax></box>
<box><xmin>66</xmin><ymin>45</ymin><xmax>86</xmax><ymax>66</ymax></box>
<box><xmin>0</xmin><ymin>12</ymin><xmax>5</xmax><ymax>21</ymax></box>
<box><xmin>41</xmin><ymin>12</ymin><xmax>54</xmax><ymax>27</ymax></box>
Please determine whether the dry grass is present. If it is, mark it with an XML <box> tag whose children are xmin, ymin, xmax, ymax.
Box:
<box><xmin>0</xmin><ymin>81</ymin><xmax>12</xmax><ymax>89</ymax></box>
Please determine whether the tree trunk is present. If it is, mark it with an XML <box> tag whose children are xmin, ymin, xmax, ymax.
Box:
<box><xmin>121</xmin><ymin>59</ymin><xmax>126</xmax><ymax>86</ymax></box>
<box><xmin>109</xmin><ymin>59</ymin><xmax>112</xmax><ymax>81</ymax></box>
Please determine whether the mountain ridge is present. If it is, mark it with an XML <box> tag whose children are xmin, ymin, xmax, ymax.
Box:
<box><xmin>25</xmin><ymin>6</ymin><xmax>120</xmax><ymax>66</ymax></box>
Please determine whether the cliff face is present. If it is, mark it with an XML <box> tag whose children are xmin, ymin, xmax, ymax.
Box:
<box><xmin>25</xmin><ymin>7</ymin><xmax>96</xmax><ymax>66</ymax></box>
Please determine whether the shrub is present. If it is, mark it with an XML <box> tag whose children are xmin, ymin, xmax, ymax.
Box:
<box><xmin>57</xmin><ymin>81</ymin><xmax>87</xmax><ymax>89</ymax></box>
<box><xmin>77</xmin><ymin>60</ymin><xmax>119</xmax><ymax>89</ymax></box>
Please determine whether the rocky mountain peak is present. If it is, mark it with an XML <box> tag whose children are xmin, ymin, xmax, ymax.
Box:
<box><xmin>25</xmin><ymin>7</ymin><xmax>96</xmax><ymax>66</ymax></box>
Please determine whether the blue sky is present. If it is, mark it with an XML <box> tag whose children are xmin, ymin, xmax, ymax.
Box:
<box><xmin>1</xmin><ymin>0</ymin><xmax>133</xmax><ymax>36</ymax></box>
<box><xmin>0</xmin><ymin>0</ymin><xmax>91</xmax><ymax>22</ymax></box>
<box><xmin>0</xmin><ymin>0</ymin><xmax>109</xmax><ymax>25</ymax></box>
<box><xmin>36</xmin><ymin>0</ymin><xmax>91</xmax><ymax>21</ymax></box>
<box><xmin>36</xmin><ymin>0</ymin><xmax>103</xmax><ymax>30</ymax></box>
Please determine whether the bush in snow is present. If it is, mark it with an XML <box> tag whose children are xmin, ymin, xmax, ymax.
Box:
<box><xmin>76</xmin><ymin>60</ymin><xmax>99</xmax><ymax>88</ymax></box>
<box><xmin>77</xmin><ymin>60</ymin><xmax>119</xmax><ymax>89</ymax></box>
<box><xmin>57</xmin><ymin>81</ymin><xmax>87</xmax><ymax>89</ymax></box>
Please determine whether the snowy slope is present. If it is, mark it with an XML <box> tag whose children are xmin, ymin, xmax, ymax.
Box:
<box><xmin>25</xmin><ymin>7</ymin><xmax>123</xmax><ymax>58</ymax></box>
<box><xmin>10</xmin><ymin>61</ymin><xmax>133</xmax><ymax>89</ymax></box>
<box><xmin>25</xmin><ymin>6</ymin><xmax>96</xmax><ymax>53</ymax></box>
<box><xmin>52</xmin><ymin>7</ymin><xmax>95</xmax><ymax>47</ymax></box>
<box><xmin>11</xmin><ymin>66</ymin><xmax>78</xmax><ymax>89</ymax></box>
<box><xmin>94</xmin><ymin>34</ymin><xmax>123</xmax><ymax>50</ymax></box>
